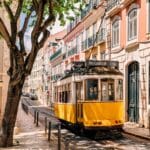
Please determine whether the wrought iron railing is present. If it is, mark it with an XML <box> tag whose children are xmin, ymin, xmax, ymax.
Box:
<box><xmin>97</xmin><ymin>28</ymin><xmax>106</xmax><ymax>42</ymax></box>
<box><xmin>68</xmin><ymin>47</ymin><xmax>77</xmax><ymax>57</ymax></box>
<box><xmin>107</xmin><ymin>0</ymin><xmax>121</xmax><ymax>12</ymax></box>
<box><xmin>50</xmin><ymin>48</ymin><xmax>62</xmax><ymax>61</ymax></box>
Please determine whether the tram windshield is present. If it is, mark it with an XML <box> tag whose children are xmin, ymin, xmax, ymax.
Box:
<box><xmin>86</xmin><ymin>79</ymin><xmax>98</xmax><ymax>100</ymax></box>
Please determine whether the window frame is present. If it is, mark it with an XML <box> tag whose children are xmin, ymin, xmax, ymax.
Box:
<box><xmin>85</xmin><ymin>79</ymin><xmax>99</xmax><ymax>101</ymax></box>
<box><xmin>101</xmin><ymin>78</ymin><xmax>115</xmax><ymax>101</ymax></box>
<box><xmin>128</xmin><ymin>8</ymin><xmax>137</xmax><ymax>41</ymax></box>
<box><xmin>112</xmin><ymin>19</ymin><xmax>120</xmax><ymax>48</ymax></box>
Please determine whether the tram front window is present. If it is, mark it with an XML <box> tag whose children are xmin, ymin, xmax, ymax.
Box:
<box><xmin>101</xmin><ymin>79</ymin><xmax>114</xmax><ymax>101</ymax></box>
<box><xmin>86</xmin><ymin>79</ymin><xmax>98</xmax><ymax>100</ymax></box>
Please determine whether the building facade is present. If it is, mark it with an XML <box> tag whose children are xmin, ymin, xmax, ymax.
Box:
<box><xmin>50</xmin><ymin>0</ymin><xmax>150</xmax><ymax>128</ymax></box>
<box><xmin>106</xmin><ymin>0</ymin><xmax>150</xmax><ymax>128</ymax></box>
<box><xmin>28</xmin><ymin>30</ymin><xmax>66</xmax><ymax>105</ymax></box>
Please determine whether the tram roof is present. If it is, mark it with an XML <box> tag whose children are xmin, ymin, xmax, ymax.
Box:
<box><xmin>60</xmin><ymin>60</ymin><xmax>123</xmax><ymax>80</ymax></box>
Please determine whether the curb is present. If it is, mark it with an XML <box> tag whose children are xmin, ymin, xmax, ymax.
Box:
<box><xmin>122</xmin><ymin>129</ymin><xmax>150</xmax><ymax>141</ymax></box>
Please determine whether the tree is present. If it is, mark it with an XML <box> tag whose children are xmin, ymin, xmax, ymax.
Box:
<box><xmin>0</xmin><ymin>0</ymin><xmax>82</xmax><ymax>147</ymax></box>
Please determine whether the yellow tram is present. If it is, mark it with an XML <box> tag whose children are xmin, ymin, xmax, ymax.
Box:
<box><xmin>54</xmin><ymin>60</ymin><xmax>124</xmax><ymax>130</ymax></box>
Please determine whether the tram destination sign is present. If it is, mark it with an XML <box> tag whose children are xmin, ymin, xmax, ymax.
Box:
<box><xmin>72</xmin><ymin>60</ymin><xmax>119</xmax><ymax>69</ymax></box>
<box><xmin>86</xmin><ymin>60</ymin><xmax>119</xmax><ymax>69</ymax></box>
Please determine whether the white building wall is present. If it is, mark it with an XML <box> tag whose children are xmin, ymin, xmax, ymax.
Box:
<box><xmin>109</xmin><ymin>42</ymin><xmax>150</xmax><ymax>128</ymax></box>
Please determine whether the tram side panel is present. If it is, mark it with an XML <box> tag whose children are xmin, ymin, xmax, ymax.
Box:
<box><xmin>54</xmin><ymin>103</ymin><xmax>76</xmax><ymax>124</ymax></box>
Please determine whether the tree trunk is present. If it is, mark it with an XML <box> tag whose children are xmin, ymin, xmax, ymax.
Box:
<box><xmin>0</xmin><ymin>76</ymin><xmax>25</xmax><ymax>147</ymax></box>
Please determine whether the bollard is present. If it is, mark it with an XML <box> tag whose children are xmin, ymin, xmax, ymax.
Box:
<box><xmin>48</xmin><ymin>121</ymin><xmax>51</xmax><ymax>141</ymax></box>
<box><xmin>58</xmin><ymin>123</ymin><xmax>61</xmax><ymax>150</ymax></box>
<box><xmin>34</xmin><ymin>110</ymin><xmax>36</xmax><ymax>124</ymax></box>
<box><xmin>45</xmin><ymin>117</ymin><xmax>47</xmax><ymax>134</ymax></box>
<box><xmin>36</xmin><ymin>111</ymin><xmax>39</xmax><ymax>127</ymax></box>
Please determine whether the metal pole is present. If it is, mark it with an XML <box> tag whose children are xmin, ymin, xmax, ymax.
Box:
<box><xmin>48</xmin><ymin>121</ymin><xmax>51</xmax><ymax>141</ymax></box>
<box><xmin>36</xmin><ymin>111</ymin><xmax>39</xmax><ymax>127</ymax></box>
<box><xmin>58</xmin><ymin>123</ymin><xmax>61</xmax><ymax>150</ymax></box>
<box><xmin>45</xmin><ymin>117</ymin><xmax>47</xmax><ymax>134</ymax></box>
<box><xmin>34</xmin><ymin>110</ymin><xmax>36</xmax><ymax>124</ymax></box>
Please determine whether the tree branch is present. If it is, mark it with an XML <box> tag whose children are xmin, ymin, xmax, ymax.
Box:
<box><xmin>18</xmin><ymin>8</ymin><xmax>33</xmax><ymax>55</ymax></box>
<box><xmin>3</xmin><ymin>1</ymin><xmax>15</xmax><ymax>22</ymax></box>
<box><xmin>31</xmin><ymin>0</ymin><xmax>46</xmax><ymax>45</ymax></box>
<box><xmin>32</xmin><ymin>0</ymin><xmax>39</xmax><ymax>12</ymax></box>
<box><xmin>25</xmin><ymin>0</ymin><xmax>47</xmax><ymax>75</ymax></box>
<box><xmin>40</xmin><ymin>0</ymin><xmax>55</xmax><ymax>32</ymax></box>
<box><xmin>4</xmin><ymin>0</ymin><xmax>17</xmax><ymax>43</ymax></box>
<box><xmin>0</xmin><ymin>18</ymin><xmax>12</xmax><ymax>47</ymax></box>
<box><xmin>38</xmin><ymin>29</ymin><xmax>50</xmax><ymax>49</ymax></box>
<box><xmin>15</xmin><ymin>0</ymin><xmax>24</xmax><ymax>21</ymax></box>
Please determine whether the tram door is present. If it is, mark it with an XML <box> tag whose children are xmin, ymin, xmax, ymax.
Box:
<box><xmin>75</xmin><ymin>82</ymin><xmax>83</xmax><ymax>123</ymax></box>
<box><xmin>128</xmin><ymin>62</ymin><xmax>139</xmax><ymax>123</ymax></box>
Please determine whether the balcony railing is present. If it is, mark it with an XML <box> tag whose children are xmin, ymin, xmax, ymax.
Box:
<box><xmin>50</xmin><ymin>48</ymin><xmax>62</xmax><ymax>61</ymax></box>
<box><xmin>68</xmin><ymin>47</ymin><xmax>77</xmax><ymax>57</ymax></box>
<box><xmin>68</xmin><ymin>0</ymin><xmax>102</xmax><ymax>33</ymax></box>
<box><xmin>87</xmin><ymin>36</ymin><xmax>94</xmax><ymax>47</ymax></box>
<box><xmin>107</xmin><ymin>0</ymin><xmax>121</xmax><ymax>12</ymax></box>
<box><xmin>97</xmin><ymin>28</ymin><xmax>106</xmax><ymax>43</ymax></box>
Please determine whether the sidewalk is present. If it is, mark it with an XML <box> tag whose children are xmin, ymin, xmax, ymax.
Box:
<box><xmin>123</xmin><ymin>122</ymin><xmax>150</xmax><ymax>140</ymax></box>
<box><xmin>3</xmin><ymin>98</ymin><xmax>62</xmax><ymax>150</ymax></box>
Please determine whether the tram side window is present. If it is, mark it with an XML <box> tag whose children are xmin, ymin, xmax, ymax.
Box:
<box><xmin>86</xmin><ymin>79</ymin><xmax>98</xmax><ymax>100</ymax></box>
<box><xmin>76</xmin><ymin>82</ymin><xmax>83</xmax><ymax>100</ymax></box>
<box><xmin>116</xmin><ymin>79</ymin><xmax>123</xmax><ymax>100</ymax></box>
<box><xmin>101</xmin><ymin>79</ymin><xmax>114</xmax><ymax>101</ymax></box>
<box><xmin>67</xmin><ymin>84</ymin><xmax>71</xmax><ymax>103</ymax></box>
<box><xmin>55</xmin><ymin>87</ymin><xmax>58</xmax><ymax>102</ymax></box>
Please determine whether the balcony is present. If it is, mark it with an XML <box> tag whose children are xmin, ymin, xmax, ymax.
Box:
<box><xmin>68</xmin><ymin>47</ymin><xmax>77</xmax><ymax>57</ymax></box>
<box><xmin>97</xmin><ymin>28</ymin><xmax>106</xmax><ymax>43</ymax></box>
<box><xmin>121</xmin><ymin>0</ymin><xmax>134</xmax><ymax>7</ymax></box>
<box><xmin>50</xmin><ymin>48</ymin><xmax>62</xmax><ymax>61</ymax></box>
<box><xmin>106</xmin><ymin>0</ymin><xmax>122</xmax><ymax>16</ymax></box>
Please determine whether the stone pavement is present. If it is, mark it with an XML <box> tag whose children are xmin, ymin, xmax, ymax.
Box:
<box><xmin>123</xmin><ymin>122</ymin><xmax>150</xmax><ymax>141</ymax></box>
<box><xmin>2</xmin><ymin>100</ymin><xmax>61</xmax><ymax>150</ymax></box>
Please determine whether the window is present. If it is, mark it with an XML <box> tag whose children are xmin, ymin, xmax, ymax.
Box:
<box><xmin>86</xmin><ymin>28</ymin><xmax>90</xmax><ymax>48</ymax></box>
<box><xmin>86</xmin><ymin>79</ymin><xmax>98</xmax><ymax>100</ymax></box>
<box><xmin>76</xmin><ymin>82</ymin><xmax>83</xmax><ymax>100</ymax></box>
<box><xmin>100</xmin><ymin>52</ymin><xmax>105</xmax><ymax>60</ymax></box>
<box><xmin>128</xmin><ymin>8</ymin><xmax>137</xmax><ymax>41</ymax></box>
<box><xmin>116</xmin><ymin>79</ymin><xmax>123</xmax><ymax>100</ymax></box>
<box><xmin>76</xmin><ymin>36</ymin><xmax>79</xmax><ymax>52</ymax></box>
<box><xmin>112</xmin><ymin>19</ymin><xmax>119</xmax><ymax>47</ymax></box>
<box><xmin>93</xmin><ymin>22</ymin><xmax>97</xmax><ymax>42</ymax></box>
<box><xmin>101</xmin><ymin>79</ymin><xmax>114</xmax><ymax>101</ymax></box>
